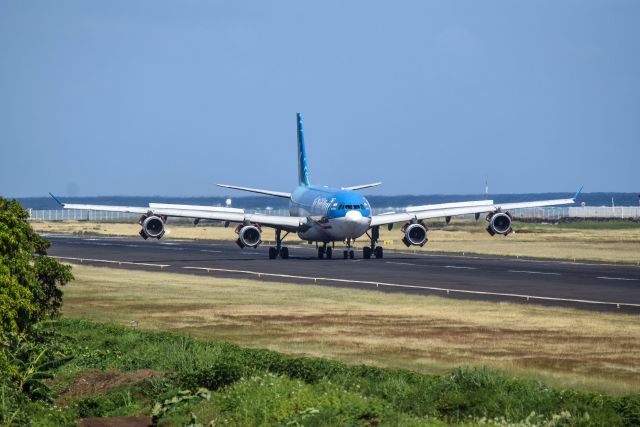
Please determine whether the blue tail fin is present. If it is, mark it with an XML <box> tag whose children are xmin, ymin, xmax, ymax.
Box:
<box><xmin>297</xmin><ymin>113</ymin><xmax>310</xmax><ymax>186</ymax></box>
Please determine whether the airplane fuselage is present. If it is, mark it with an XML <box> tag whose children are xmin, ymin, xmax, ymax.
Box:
<box><xmin>289</xmin><ymin>185</ymin><xmax>372</xmax><ymax>242</ymax></box>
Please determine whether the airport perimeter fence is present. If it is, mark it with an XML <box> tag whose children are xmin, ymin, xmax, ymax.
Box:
<box><xmin>27</xmin><ymin>206</ymin><xmax>640</xmax><ymax>222</ymax></box>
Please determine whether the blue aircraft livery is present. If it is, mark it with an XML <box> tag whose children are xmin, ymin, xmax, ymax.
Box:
<box><xmin>55</xmin><ymin>113</ymin><xmax>579</xmax><ymax>259</ymax></box>
<box><xmin>296</xmin><ymin>113</ymin><xmax>310</xmax><ymax>186</ymax></box>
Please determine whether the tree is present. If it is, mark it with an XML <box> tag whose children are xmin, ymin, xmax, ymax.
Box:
<box><xmin>0</xmin><ymin>198</ymin><xmax>73</xmax><ymax>334</ymax></box>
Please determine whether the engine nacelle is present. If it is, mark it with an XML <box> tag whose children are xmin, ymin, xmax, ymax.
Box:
<box><xmin>401</xmin><ymin>222</ymin><xmax>428</xmax><ymax>247</ymax></box>
<box><xmin>486</xmin><ymin>212</ymin><xmax>513</xmax><ymax>236</ymax></box>
<box><xmin>139</xmin><ymin>215</ymin><xmax>165</xmax><ymax>240</ymax></box>
<box><xmin>236</xmin><ymin>224</ymin><xmax>262</xmax><ymax>248</ymax></box>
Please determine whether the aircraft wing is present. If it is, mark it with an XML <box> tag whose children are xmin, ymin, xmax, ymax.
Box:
<box><xmin>370</xmin><ymin>195</ymin><xmax>577</xmax><ymax>227</ymax></box>
<box><xmin>59</xmin><ymin>202</ymin><xmax>308</xmax><ymax>231</ymax></box>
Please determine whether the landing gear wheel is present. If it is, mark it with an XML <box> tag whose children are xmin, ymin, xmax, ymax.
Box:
<box><xmin>349</xmin><ymin>250</ymin><xmax>355</xmax><ymax>259</ymax></box>
<box><xmin>374</xmin><ymin>246</ymin><xmax>383</xmax><ymax>259</ymax></box>
<box><xmin>280</xmin><ymin>247</ymin><xmax>289</xmax><ymax>259</ymax></box>
<box><xmin>318</xmin><ymin>247</ymin><xmax>325</xmax><ymax>259</ymax></box>
<box><xmin>326</xmin><ymin>247</ymin><xmax>333</xmax><ymax>259</ymax></box>
<box><xmin>363</xmin><ymin>247</ymin><xmax>372</xmax><ymax>259</ymax></box>
<box><xmin>343</xmin><ymin>250</ymin><xmax>348</xmax><ymax>259</ymax></box>
<box><xmin>268</xmin><ymin>247</ymin><xmax>278</xmax><ymax>259</ymax></box>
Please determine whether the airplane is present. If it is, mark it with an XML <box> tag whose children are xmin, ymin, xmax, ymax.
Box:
<box><xmin>51</xmin><ymin>113</ymin><xmax>580</xmax><ymax>260</ymax></box>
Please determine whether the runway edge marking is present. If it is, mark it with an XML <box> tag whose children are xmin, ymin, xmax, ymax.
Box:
<box><xmin>53</xmin><ymin>256</ymin><xmax>170</xmax><ymax>269</ymax></box>
<box><xmin>180</xmin><ymin>266</ymin><xmax>640</xmax><ymax>310</ymax></box>
<box><xmin>52</xmin><ymin>257</ymin><xmax>640</xmax><ymax>310</ymax></box>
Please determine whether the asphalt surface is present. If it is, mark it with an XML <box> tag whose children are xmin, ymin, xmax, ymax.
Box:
<box><xmin>45</xmin><ymin>234</ymin><xmax>640</xmax><ymax>313</ymax></box>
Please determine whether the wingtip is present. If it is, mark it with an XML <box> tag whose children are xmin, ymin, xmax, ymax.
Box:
<box><xmin>48</xmin><ymin>192</ymin><xmax>64</xmax><ymax>207</ymax></box>
<box><xmin>573</xmin><ymin>185</ymin><xmax>584</xmax><ymax>201</ymax></box>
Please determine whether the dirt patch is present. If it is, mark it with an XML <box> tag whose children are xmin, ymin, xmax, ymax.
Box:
<box><xmin>59</xmin><ymin>369</ymin><xmax>161</xmax><ymax>402</ymax></box>
<box><xmin>78</xmin><ymin>415</ymin><xmax>151</xmax><ymax>427</ymax></box>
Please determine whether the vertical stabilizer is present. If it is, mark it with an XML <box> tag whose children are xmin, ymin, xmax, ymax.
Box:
<box><xmin>297</xmin><ymin>112</ymin><xmax>310</xmax><ymax>186</ymax></box>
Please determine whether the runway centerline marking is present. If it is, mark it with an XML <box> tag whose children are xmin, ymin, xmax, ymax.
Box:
<box><xmin>508</xmin><ymin>270</ymin><xmax>561</xmax><ymax>276</ymax></box>
<box><xmin>43</xmin><ymin>235</ymin><xmax>640</xmax><ymax>270</ymax></box>
<box><xmin>385</xmin><ymin>262</ymin><xmax>418</xmax><ymax>266</ymax></box>
<box><xmin>443</xmin><ymin>265</ymin><xmax>477</xmax><ymax>270</ymax></box>
<box><xmin>597</xmin><ymin>276</ymin><xmax>638</xmax><ymax>281</ymax></box>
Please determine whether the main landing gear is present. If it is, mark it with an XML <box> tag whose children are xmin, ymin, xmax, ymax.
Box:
<box><xmin>268</xmin><ymin>229</ymin><xmax>290</xmax><ymax>259</ymax></box>
<box><xmin>363</xmin><ymin>226</ymin><xmax>383</xmax><ymax>259</ymax></box>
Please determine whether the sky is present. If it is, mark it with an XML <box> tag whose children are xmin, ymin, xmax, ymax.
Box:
<box><xmin>1</xmin><ymin>1</ymin><xmax>638</xmax><ymax>197</ymax></box>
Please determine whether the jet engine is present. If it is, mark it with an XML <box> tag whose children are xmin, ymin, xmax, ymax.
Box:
<box><xmin>401</xmin><ymin>222</ymin><xmax>428</xmax><ymax>247</ymax></box>
<box><xmin>236</xmin><ymin>224</ymin><xmax>262</xmax><ymax>248</ymax></box>
<box><xmin>139</xmin><ymin>215</ymin><xmax>165</xmax><ymax>240</ymax></box>
<box><xmin>486</xmin><ymin>212</ymin><xmax>513</xmax><ymax>236</ymax></box>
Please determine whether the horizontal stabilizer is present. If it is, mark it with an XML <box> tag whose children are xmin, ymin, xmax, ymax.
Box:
<box><xmin>341</xmin><ymin>182</ymin><xmax>382</xmax><ymax>191</ymax></box>
<box><xmin>216</xmin><ymin>184</ymin><xmax>291</xmax><ymax>199</ymax></box>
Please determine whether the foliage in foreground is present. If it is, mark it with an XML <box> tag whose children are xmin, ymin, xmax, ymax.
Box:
<box><xmin>0</xmin><ymin>198</ymin><xmax>74</xmax><ymax>424</ymax></box>
<box><xmin>4</xmin><ymin>319</ymin><xmax>638</xmax><ymax>426</ymax></box>
<box><xmin>0</xmin><ymin>198</ymin><xmax>73</xmax><ymax>335</ymax></box>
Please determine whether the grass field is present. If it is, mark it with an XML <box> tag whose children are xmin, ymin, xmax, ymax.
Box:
<box><xmin>14</xmin><ymin>319</ymin><xmax>638</xmax><ymax>426</ymax></box>
<box><xmin>33</xmin><ymin>219</ymin><xmax>640</xmax><ymax>264</ymax></box>
<box><xmin>61</xmin><ymin>264</ymin><xmax>640</xmax><ymax>396</ymax></box>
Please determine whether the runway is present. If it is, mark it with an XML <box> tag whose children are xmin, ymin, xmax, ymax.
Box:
<box><xmin>45</xmin><ymin>234</ymin><xmax>640</xmax><ymax>313</ymax></box>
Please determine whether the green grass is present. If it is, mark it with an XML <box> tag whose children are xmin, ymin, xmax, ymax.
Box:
<box><xmin>544</xmin><ymin>220</ymin><xmax>640</xmax><ymax>230</ymax></box>
<box><xmin>6</xmin><ymin>319</ymin><xmax>639</xmax><ymax>426</ymax></box>
<box><xmin>62</xmin><ymin>264</ymin><xmax>640</xmax><ymax>397</ymax></box>
<box><xmin>436</xmin><ymin>219</ymin><xmax>640</xmax><ymax>232</ymax></box>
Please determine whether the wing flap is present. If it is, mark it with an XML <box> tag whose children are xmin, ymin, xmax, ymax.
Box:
<box><xmin>62</xmin><ymin>203</ymin><xmax>306</xmax><ymax>230</ymax></box>
<box><xmin>61</xmin><ymin>204</ymin><xmax>150</xmax><ymax>215</ymax></box>
<box><xmin>406</xmin><ymin>200</ymin><xmax>494</xmax><ymax>213</ymax></box>
<box><xmin>149</xmin><ymin>203</ymin><xmax>244</xmax><ymax>213</ymax></box>
<box><xmin>370</xmin><ymin>197</ymin><xmax>575</xmax><ymax>227</ymax></box>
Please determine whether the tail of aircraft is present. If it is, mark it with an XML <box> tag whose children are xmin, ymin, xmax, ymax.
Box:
<box><xmin>297</xmin><ymin>113</ymin><xmax>310</xmax><ymax>186</ymax></box>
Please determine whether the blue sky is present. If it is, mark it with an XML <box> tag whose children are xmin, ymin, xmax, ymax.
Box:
<box><xmin>1</xmin><ymin>1</ymin><xmax>638</xmax><ymax>197</ymax></box>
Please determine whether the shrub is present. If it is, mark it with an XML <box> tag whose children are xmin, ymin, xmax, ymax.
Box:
<box><xmin>177</xmin><ymin>359</ymin><xmax>244</xmax><ymax>391</ymax></box>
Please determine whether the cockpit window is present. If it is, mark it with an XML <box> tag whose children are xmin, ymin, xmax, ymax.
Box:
<box><xmin>337</xmin><ymin>203</ymin><xmax>369</xmax><ymax>210</ymax></box>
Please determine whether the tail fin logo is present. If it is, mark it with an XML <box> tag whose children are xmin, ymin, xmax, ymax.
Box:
<box><xmin>297</xmin><ymin>113</ymin><xmax>310</xmax><ymax>186</ymax></box>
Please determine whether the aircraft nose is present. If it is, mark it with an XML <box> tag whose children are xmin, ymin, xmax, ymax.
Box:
<box><xmin>345</xmin><ymin>210</ymin><xmax>363</xmax><ymax>222</ymax></box>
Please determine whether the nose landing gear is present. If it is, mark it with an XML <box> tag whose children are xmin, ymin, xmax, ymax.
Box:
<box><xmin>317</xmin><ymin>242</ymin><xmax>334</xmax><ymax>259</ymax></box>
<box><xmin>343</xmin><ymin>238</ymin><xmax>355</xmax><ymax>259</ymax></box>
<box><xmin>343</xmin><ymin>250</ymin><xmax>355</xmax><ymax>259</ymax></box>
